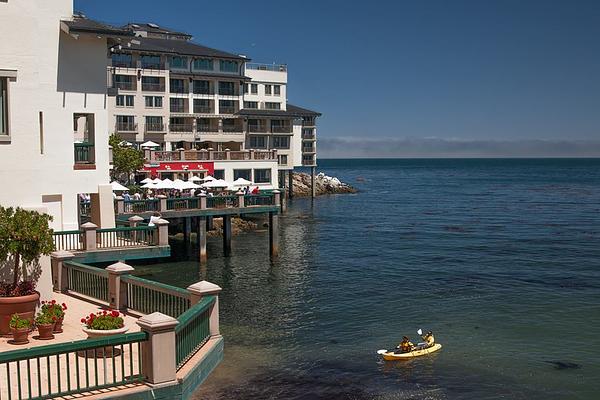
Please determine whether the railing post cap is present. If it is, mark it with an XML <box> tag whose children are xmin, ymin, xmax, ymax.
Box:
<box><xmin>81</xmin><ymin>222</ymin><xmax>98</xmax><ymax>230</ymax></box>
<box><xmin>50</xmin><ymin>250</ymin><xmax>76</xmax><ymax>260</ymax></box>
<box><xmin>187</xmin><ymin>280</ymin><xmax>222</xmax><ymax>296</ymax></box>
<box><xmin>235</xmin><ymin>190</ymin><xmax>244</xmax><ymax>196</ymax></box>
<box><xmin>154</xmin><ymin>218</ymin><xmax>169</xmax><ymax>225</ymax></box>
<box><xmin>136</xmin><ymin>312</ymin><xmax>179</xmax><ymax>332</ymax></box>
<box><xmin>116</xmin><ymin>196</ymin><xmax>124</xmax><ymax>201</ymax></box>
<box><xmin>272</xmin><ymin>190</ymin><xmax>281</xmax><ymax>194</ymax></box>
<box><xmin>106</xmin><ymin>261</ymin><xmax>135</xmax><ymax>274</ymax></box>
<box><xmin>199</xmin><ymin>193</ymin><xmax>207</xmax><ymax>198</ymax></box>
<box><xmin>128</xmin><ymin>215</ymin><xmax>145</xmax><ymax>222</ymax></box>
<box><xmin>157</xmin><ymin>195</ymin><xmax>167</xmax><ymax>199</ymax></box>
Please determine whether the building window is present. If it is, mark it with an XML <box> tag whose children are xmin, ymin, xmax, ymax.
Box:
<box><xmin>116</xmin><ymin>95</ymin><xmax>134</xmax><ymax>107</ymax></box>
<box><xmin>141</xmin><ymin>55</ymin><xmax>162</xmax><ymax>69</ymax></box>
<box><xmin>265</xmin><ymin>102</ymin><xmax>280</xmax><ymax>110</ymax></box>
<box><xmin>272</xmin><ymin>136</ymin><xmax>290</xmax><ymax>149</ymax></box>
<box><xmin>234</xmin><ymin>169</ymin><xmax>251</xmax><ymax>181</ymax></box>
<box><xmin>250</xmin><ymin>84</ymin><xmax>258</xmax><ymax>94</ymax></box>
<box><xmin>170</xmin><ymin>56</ymin><xmax>188</xmax><ymax>70</ymax></box>
<box><xmin>213</xmin><ymin>169</ymin><xmax>225</xmax><ymax>180</ymax></box>
<box><xmin>0</xmin><ymin>78</ymin><xmax>8</xmax><ymax>136</ymax></box>
<box><xmin>219</xmin><ymin>100</ymin><xmax>236</xmax><ymax>114</ymax></box>
<box><xmin>116</xmin><ymin>115</ymin><xmax>135</xmax><ymax>131</ymax></box>
<box><xmin>142</xmin><ymin>76</ymin><xmax>163</xmax><ymax>91</ymax></box>
<box><xmin>170</xmin><ymin>98</ymin><xmax>185</xmax><ymax>113</ymax></box>
<box><xmin>274</xmin><ymin>85</ymin><xmax>281</xmax><ymax>96</ymax></box>
<box><xmin>145</xmin><ymin>116</ymin><xmax>164</xmax><ymax>131</ymax></box>
<box><xmin>218</xmin><ymin>81</ymin><xmax>235</xmax><ymax>96</ymax></box>
<box><xmin>144</xmin><ymin>96</ymin><xmax>163</xmax><ymax>108</ymax></box>
<box><xmin>193</xmin><ymin>80</ymin><xmax>211</xmax><ymax>94</ymax></box>
<box><xmin>254</xmin><ymin>169</ymin><xmax>271</xmax><ymax>184</ymax></box>
<box><xmin>278</xmin><ymin>154</ymin><xmax>288</xmax><ymax>165</ymax></box>
<box><xmin>193</xmin><ymin>99</ymin><xmax>211</xmax><ymax>113</ymax></box>
<box><xmin>219</xmin><ymin>60</ymin><xmax>238</xmax><ymax>73</ymax></box>
<box><xmin>249</xmin><ymin>136</ymin><xmax>267</xmax><ymax>148</ymax></box>
<box><xmin>111</xmin><ymin>53</ymin><xmax>133</xmax><ymax>68</ymax></box>
<box><xmin>193</xmin><ymin>58</ymin><xmax>213</xmax><ymax>71</ymax></box>
<box><xmin>114</xmin><ymin>75</ymin><xmax>135</xmax><ymax>90</ymax></box>
<box><xmin>244</xmin><ymin>101</ymin><xmax>258</xmax><ymax>109</ymax></box>
<box><xmin>264</xmin><ymin>84</ymin><xmax>272</xmax><ymax>95</ymax></box>
<box><xmin>170</xmin><ymin>79</ymin><xmax>186</xmax><ymax>93</ymax></box>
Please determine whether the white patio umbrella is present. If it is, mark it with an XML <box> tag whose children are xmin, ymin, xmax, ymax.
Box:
<box><xmin>182</xmin><ymin>181</ymin><xmax>201</xmax><ymax>189</ymax></box>
<box><xmin>152</xmin><ymin>178</ymin><xmax>162</xmax><ymax>184</ymax></box>
<box><xmin>172</xmin><ymin>179</ymin><xmax>186</xmax><ymax>190</ymax></box>
<box><xmin>155</xmin><ymin>179</ymin><xmax>174</xmax><ymax>189</ymax></box>
<box><xmin>201</xmin><ymin>175</ymin><xmax>215</xmax><ymax>182</ymax></box>
<box><xmin>141</xmin><ymin>141</ymin><xmax>161</xmax><ymax>148</ymax></box>
<box><xmin>202</xmin><ymin>179</ymin><xmax>229</xmax><ymax>188</ymax></box>
<box><xmin>140</xmin><ymin>177</ymin><xmax>153</xmax><ymax>184</ymax></box>
<box><xmin>233</xmin><ymin>177</ymin><xmax>252</xmax><ymax>186</ymax></box>
<box><xmin>119</xmin><ymin>140</ymin><xmax>133</xmax><ymax>147</ymax></box>
<box><xmin>189</xmin><ymin>176</ymin><xmax>202</xmax><ymax>182</ymax></box>
<box><xmin>141</xmin><ymin>182</ymin><xmax>157</xmax><ymax>189</ymax></box>
<box><xmin>110</xmin><ymin>181</ymin><xmax>129</xmax><ymax>191</ymax></box>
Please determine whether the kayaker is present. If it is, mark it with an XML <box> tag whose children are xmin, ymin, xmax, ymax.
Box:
<box><xmin>397</xmin><ymin>336</ymin><xmax>414</xmax><ymax>353</ymax></box>
<box><xmin>422</xmin><ymin>331</ymin><xmax>435</xmax><ymax>348</ymax></box>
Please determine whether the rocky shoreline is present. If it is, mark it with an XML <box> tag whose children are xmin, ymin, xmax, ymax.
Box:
<box><xmin>290</xmin><ymin>172</ymin><xmax>357</xmax><ymax>197</ymax></box>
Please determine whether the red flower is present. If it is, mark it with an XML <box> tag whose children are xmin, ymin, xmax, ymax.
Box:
<box><xmin>103</xmin><ymin>310</ymin><xmax>107</xmax><ymax>315</ymax></box>
<box><xmin>80</xmin><ymin>318</ymin><xmax>86</xmax><ymax>323</ymax></box>
<box><xmin>111</xmin><ymin>311</ymin><xmax>120</xmax><ymax>317</ymax></box>
<box><xmin>51</xmin><ymin>300</ymin><xmax>56</xmax><ymax>304</ymax></box>
<box><xmin>41</xmin><ymin>301</ymin><xmax>46</xmax><ymax>304</ymax></box>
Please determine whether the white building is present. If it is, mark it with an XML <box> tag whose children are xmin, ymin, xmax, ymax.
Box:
<box><xmin>0</xmin><ymin>2</ymin><xmax>124</xmax><ymax>230</ymax></box>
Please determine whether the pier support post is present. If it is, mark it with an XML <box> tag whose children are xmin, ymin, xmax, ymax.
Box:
<box><xmin>236</xmin><ymin>190</ymin><xmax>245</xmax><ymax>208</ymax></box>
<box><xmin>128</xmin><ymin>215</ymin><xmax>144</xmax><ymax>243</ymax></box>
<box><xmin>81</xmin><ymin>222</ymin><xmax>98</xmax><ymax>251</ymax></box>
<box><xmin>207</xmin><ymin>216</ymin><xmax>214</xmax><ymax>231</ymax></box>
<box><xmin>137</xmin><ymin>312</ymin><xmax>179</xmax><ymax>387</ymax></box>
<box><xmin>106</xmin><ymin>261</ymin><xmax>134</xmax><ymax>310</ymax></box>
<box><xmin>311</xmin><ymin>166</ymin><xmax>316</xmax><ymax>198</ymax></box>
<box><xmin>115</xmin><ymin>196</ymin><xmax>124</xmax><ymax>215</ymax></box>
<box><xmin>288</xmin><ymin>171</ymin><xmax>294</xmax><ymax>199</ymax></box>
<box><xmin>50</xmin><ymin>251</ymin><xmax>75</xmax><ymax>293</ymax></box>
<box><xmin>197</xmin><ymin>216</ymin><xmax>207</xmax><ymax>264</ymax></box>
<box><xmin>222</xmin><ymin>215</ymin><xmax>232</xmax><ymax>256</ymax></box>
<box><xmin>269</xmin><ymin>211</ymin><xmax>279</xmax><ymax>258</ymax></box>
<box><xmin>187</xmin><ymin>281</ymin><xmax>222</xmax><ymax>336</ymax></box>
<box><xmin>184</xmin><ymin>217</ymin><xmax>192</xmax><ymax>244</ymax></box>
<box><xmin>155</xmin><ymin>218</ymin><xmax>170</xmax><ymax>246</ymax></box>
<box><xmin>157</xmin><ymin>195</ymin><xmax>167</xmax><ymax>213</ymax></box>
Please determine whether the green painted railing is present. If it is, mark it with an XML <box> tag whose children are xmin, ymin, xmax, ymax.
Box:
<box><xmin>206</xmin><ymin>195</ymin><xmax>238</xmax><ymax>209</ymax></box>
<box><xmin>126</xmin><ymin>199</ymin><xmax>160</xmax><ymax>213</ymax></box>
<box><xmin>64</xmin><ymin>261</ymin><xmax>109</xmax><ymax>303</ymax></box>
<box><xmin>167</xmin><ymin>197</ymin><xmax>199</xmax><ymax>210</ymax></box>
<box><xmin>74</xmin><ymin>142</ymin><xmax>94</xmax><ymax>164</ymax></box>
<box><xmin>244</xmin><ymin>194</ymin><xmax>274</xmax><ymax>207</ymax></box>
<box><xmin>53</xmin><ymin>230</ymin><xmax>84</xmax><ymax>251</ymax></box>
<box><xmin>122</xmin><ymin>275</ymin><xmax>191</xmax><ymax>318</ymax></box>
<box><xmin>0</xmin><ymin>332</ymin><xmax>146</xmax><ymax>400</ymax></box>
<box><xmin>96</xmin><ymin>226</ymin><xmax>156</xmax><ymax>249</ymax></box>
<box><xmin>175</xmin><ymin>296</ymin><xmax>214</xmax><ymax>370</ymax></box>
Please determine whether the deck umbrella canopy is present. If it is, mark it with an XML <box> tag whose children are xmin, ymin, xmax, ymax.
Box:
<box><xmin>110</xmin><ymin>181</ymin><xmax>129</xmax><ymax>191</ymax></box>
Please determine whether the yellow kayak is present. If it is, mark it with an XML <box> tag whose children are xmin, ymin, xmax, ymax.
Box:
<box><xmin>381</xmin><ymin>343</ymin><xmax>442</xmax><ymax>360</ymax></box>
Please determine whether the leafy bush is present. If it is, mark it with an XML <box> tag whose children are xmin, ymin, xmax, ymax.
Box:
<box><xmin>41</xmin><ymin>300</ymin><xmax>67</xmax><ymax>319</ymax></box>
<box><xmin>35</xmin><ymin>311</ymin><xmax>56</xmax><ymax>326</ymax></box>
<box><xmin>81</xmin><ymin>310</ymin><xmax>124</xmax><ymax>330</ymax></box>
<box><xmin>9</xmin><ymin>314</ymin><xmax>31</xmax><ymax>330</ymax></box>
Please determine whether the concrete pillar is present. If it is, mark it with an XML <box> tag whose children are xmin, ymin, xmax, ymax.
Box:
<box><xmin>288</xmin><ymin>170</ymin><xmax>294</xmax><ymax>199</ymax></box>
<box><xmin>155</xmin><ymin>218</ymin><xmax>170</xmax><ymax>246</ymax></box>
<box><xmin>136</xmin><ymin>312</ymin><xmax>179</xmax><ymax>386</ymax></box>
<box><xmin>272</xmin><ymin>190</ymin><xmax>281</xmax><ymax>208</ymax></box>
<box><xmin>157</xmin><ymin>195</ymin><xmax>167</xmax><ymax>212</ymax></box>
<box><xmin>187</xmin><ymin>281</ymin><xmax>222</xmax><ymax>336</ymax></box>
<box><xmin>222</xmin><ymin>215</ymin><xmax>232</xmax><ymax>256</ymax></box>
<box><xmin>184</xmin><ymin>217</ymin><xmax>192</xmax><ymax>244</ymax></box>
<box><xmin>236</xmin><ymin>190</ymin><xmax>245</xmax><ymax>208</ymax></box>
<box><xmin>50</xmin><ymin>250</ymin><xmax>75</xmax><ymax>293</ymax></box>
<box><xmin>197</xmin><ymin>216</ymin><xmax>207</xmax><ymax>264</ymax></box>
<box><xmin>106</xmin><ymin>261</ymin><xmax>134</xmax><ymax>310</ymax></box>
<box><xmin>115</xmin><ymin>196</ymin><xmax>125</xmax><ymax>215</ymax></box>
<box><xmin>95</xmin><ymin>184</ymin><xmax>117</xmax><ymax>228</ymax></box>
<box><xmin>207</xmin><ymin>216</ymin><xmax>214</xmax><ymax>231</ymax></box>
<box><xmin>269</xmin><ymin>211</ymin><xmax>279</xmax><ymax>258</ymax></box>
<box><xmin>81</xmin><ymin>222</ymin><xmax>98</xmax><ymax>251</ymax></box>
<box><xmin>128</xmin><ymin>215</ymin><xmax>144</xmax><ymax>243</ymax></box>
<box><xmin>199</xmin><ymin>193</ymin><xmax>207</xmax><ymax>210</ymax></box>
<box><xmin>311</xmin><ymin>166</ymin><xmax>316</xmax><ymax>198</ymax></box>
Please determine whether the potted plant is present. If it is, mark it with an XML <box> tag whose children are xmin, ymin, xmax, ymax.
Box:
<box><xmin>0</xmin><ymin>207</ymin><xmax>54</xmax><ymax>336</ymax></box>
<box><xmin>81</xmin><ymin>310</ymin><xmax>127</xmax><ymax>356</ymax></box>
<box><xmin>34</xmin><ymin>311</ymin><xmax>55</xmax><ymax>340</ymax></box>
<box><xmin>9</xmin><ymin>313</ymin><xmax>31</xmax><ymax>345</ymax></box>
<box><xmin>41</xmin><ymin>300</ymin><xmax>67</xmax><ymax>333</ymax></box>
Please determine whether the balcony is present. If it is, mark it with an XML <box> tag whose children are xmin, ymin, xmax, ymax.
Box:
<box><xmin>145</xmin><ymin>123</ymin><xmax>166</xmax><ymax>133</ymax></box>
<box><xmin>150</xmin><ymin>149</ymin><xmax>277</xmax><ymax>162</ymax></box>
<box><xmin>248</xmin><ymin>125</ymin><xmax>266</xmax><ymax>133</ymax></box>
<box><xmin>115</xmin><ymin>81</ymin><xmax>136</xmax><ymax>91</ymax></box>
<box><xmin>302</xmin><ymin>157</ymin><xmax>316</xmax><ymax>166</ymax></box>
<box><xmin>245</xmin><ymin>63</ymin><xmax>287</xmax><ymax>72</ymax></box>
<box><xmin>302</xmin><ymin>131</ymin><xmax>316</xmax><ymax>140</ymax></box>
<box><xmin>141</xmin><ymin>61</ymin><xmax>165</xmax><ymax>70</ymax></box>
<box><xmin>219</xmin><ymin>106</ymin><xmax>237</xmax><ymax>114</ymax></box>
<box><xmin>112</xmin><ymin>60</ymin><xmax>135</xmax><ymax>68</ymax></box>
<box><xmin>193</xmin><ymin>106</ymin><xmax>213</xmax><ymax>114</ymax></box>
<box><xmin>74</xmin><ymin>142</ymin><xmax>94</xmax><ymax>164</ymax></box>
<box><xmin>170</xmin><ymin>85</ymin><xmax>187</xmax><ymax>94</ymax></box>
<box><xmin>302</xmin><ymin>119</ymin><xmax>316</xmax><ymax>127</ymax></box>
<box><xmin>170</xmin><ymin>124</ymin><xmax>194</xmax><ymax>133</ymax></box>
<box><xmin>218</xmin><ymin>89</ymin><xmax>238</xmax><ymax>96</ymax></box>
<box><xmin>271</xmin><ymin>126</ymin><xmax>292</xmax><ymax>134</ymax></box>
<box><xmin>116</xmin><ymin>122</ymin><xmax>137</xmax><ymax>132</ymax></box>
<box><xmin>193</xmin><ymin>88</ymin><xmax>215</xmax><ymax>95</ymax></box>
<box><xmin>142</xmin><ymin>83</ymin><xmax>165</xmax><ymax>92</ymax></box>
<box><xmin>302</xmin><ymin>145</ymin><xmax>316</xmax><ymax>153</ymax></box>
<box><xmin>170</xmin><ymin>104</ymin><xmax>186</xmax><ymax>113</ymax></box>
<box><xmin>222</xmin><ymin>125</ymin><xmax>243</xmax><ymax>133</ymax></box>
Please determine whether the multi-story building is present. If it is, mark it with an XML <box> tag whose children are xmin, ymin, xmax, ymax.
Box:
<box><xmin>0</xmin><ymin>3</ymin><xmax>122</xmax><ymax>231</ymax></box>
<box><xmin>106</xmin><ymin>23</ymin><xmax>320</xmax><ymax>191</ymax></box>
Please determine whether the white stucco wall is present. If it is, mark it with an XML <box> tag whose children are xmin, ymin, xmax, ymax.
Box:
<box><xmin>0</xmin><ymin>0</ymin><xmax>113</xmax><ymax>230</ymax></box>
<box><xmin>213</xmin><ymin>160</ymin><xmax>279</xmax><ymax>188</ymax></box>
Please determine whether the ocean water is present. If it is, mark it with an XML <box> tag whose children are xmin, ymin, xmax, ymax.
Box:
<box><xmin>131</xmin><ymin>158</ymin><xmax>600</xmax><ymax>400</ymax></box>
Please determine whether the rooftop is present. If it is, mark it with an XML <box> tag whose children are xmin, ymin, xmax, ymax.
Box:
<box><xmin>62</xmin><ymin>13</ymin><xmax>133</xmax><ymax>38</ymax></box>
<box><xmin>238</xmin><ymin>104</ymin><xmax>322</xmax><ymax>118</ymax></box>
<box><xmin>122</xmin><ymin>36</ymin><xmax>248</xmax><ymax>61</ymax></box>
<box><xmin>125</xmin><ymin>22</ymin><xmax>193</xmax><ymax>40</ymax></box>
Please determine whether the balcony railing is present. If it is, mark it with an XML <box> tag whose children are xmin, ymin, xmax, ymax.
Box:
<box><xmin>151</xmin><ymin>149</ymin><xmax>277</xmax><ymax>162</ymax></box>
<box><xmin>141</xmin><ymin>62</ymin><xmax>165</xmax><ymax>70</ymax></box>
<box><xmin>219</xmin><ymin>106</ymin><xmax>236</xmax><ymax>114</ymax></box>
<box><xmin>302</xmin><ymin>120</ymin><xmax>316</xmax><ymax>127</ymax></box>
<box><xmin>142</xmin><ymin>83</ymin><xmax>165</xmax><ymax>92</ymax></box>
<box><xmin>271</xmin><ymin>126</ymin><xmax>292</xmax><ymax>133</ymax></box>
<box><xmin>145</xmin><ymin>123</ymin><xmax>166</xmax><ymax>133</ymax></box>
<box><xmin>197</xmin><ymin>125</ymin><xmax>216</xmax><ymax>133</ymax></box>
<box><xmin>248</xmin><ymin>125</ymin><xmax>266</xmax><ymax>133</ymax></box>
<box><xmin>74</xmin><ymin>142</ymin><xmax>94</xmax><ymax>164</ymax></box>
<box><xmin>115</xmin><ymin>81</ymin><xmax>136</xmax><ymax>91</ymax></box>
<box><xmin>193</xmin><ymin>106</ymin><xmax>213</xmax><ymax>114</ymax></box>
<box><xmin>245</xmin><ymin>63</ymin><xmax>287</xmax><ymax>72</ymax></box>
<box><xmin>302</xmin><ymin>157</ymin><xmax>316</xmax><ymax>166</ymax></box>
<box><xmin>154</xmin><ymin>151</ymin><xmax>181</xmax><ymax>161</ymax></box>
<box><xmin>222</xmin><ymin>125</ymin><xmax>242</xmax><ymax>133</ymax></box>
<box><xmin>302</xmin><ymin>131</ymin><xmax>316</xmax><ymax>140</ymax></box>
<box><xmin>170</xmin><ymin>104</ymin><xmax>186</xmax><ymax>113</ymax></box>
<box><xmin>218</xmin><ymin>89</ymin><xmax>237</xmax><ymax>96</ymax></box>
<box><xmin>116</xmin><ymin>122</ymin><xmax>138</xmax><ymax>132</ymax></box>
<box><xmin>170</xmin><ymin>86</ymin><xmax>187</xmax><ymax>94</ymax></box>
<box><xmin>193</xmin><ymin>89</ymin><xmax>214</xmax><ymax>95</ymax></box>
<box><xmin>302</xmin><ymin>146</ymin><xmax>316</xmax><ymax>153</ymax></box>
<box><xmin>112</xmin><ymin>61</ymin><xmax>135</xmax><ymax>68</ymax></box>
<box><xmin>170</xmin><ymin>124</ymin><xmax>194</xmax><ymax>133</ymax></box>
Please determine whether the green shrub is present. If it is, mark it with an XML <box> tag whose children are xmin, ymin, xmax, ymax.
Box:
<box><xmin>9</xmin><ymin>314</ymin><xmax>31</xmax><ymax>329</ymax></box>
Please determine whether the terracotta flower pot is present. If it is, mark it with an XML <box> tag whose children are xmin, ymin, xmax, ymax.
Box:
<box><xmin>36</xmin><ymin>323</ymin><xmax>55</xmax><ymax>340</ymax></box>
<box><xmin>0</xmin><ymin>292</ymin><xmax>40</xmax><ymax>337</ymax></box>
<box><xmin>83</xmin><ymin>326</ymin><xmax>129</xmax><ymax>356</ymax></box>
<box><xmin>10</xmin><ymin>327</ymin><xmax>30</xmax><ymax>345</ymax></box>
<box><xmin>53</xmin><ymin>318</ymin><xmax>64</xmax><ymax>334</ymax></box>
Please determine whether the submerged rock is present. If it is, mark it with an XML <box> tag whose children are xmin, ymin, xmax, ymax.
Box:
<box><xmin>291</xmin><ymin>172</ymin><xmax>357</xmax><ymax>197</ymax></box>
<box><xmin>207</xmin><ymin>217</ymin><xmax>259</xmax><ymax>237</ymax></box>
<box><xmin>544</xmin><ymin>360</ymin><xmax>582</xmax><ymax>370</ymax></box>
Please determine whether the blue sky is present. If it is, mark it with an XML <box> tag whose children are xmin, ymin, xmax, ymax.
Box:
<box><xmin>75</xmin><ymin>0</ymin><xmax>600</xmax><ymax>157</ymax></box>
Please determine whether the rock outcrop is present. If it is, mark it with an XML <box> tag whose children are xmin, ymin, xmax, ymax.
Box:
<box><xmin>207</xmin><ymin>217</ymin><xmax>260</xmax><ymax>237</ymax></box>
<box><xmin>290</xmin><ymin>172</ymin><xmax>357</xmax><ymax>197</ymax></box>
